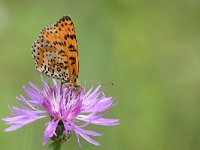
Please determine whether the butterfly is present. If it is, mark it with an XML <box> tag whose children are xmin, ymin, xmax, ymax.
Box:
<box><xmin>32</xmin><ymin>16</ymin><xmax>80</xmax><ymax>91</ymax></box>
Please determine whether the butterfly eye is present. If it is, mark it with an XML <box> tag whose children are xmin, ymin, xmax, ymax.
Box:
<box><xmin>73</xmin><ymin>85</ymin><xmax>81</xmax><ymax>92</ymax></box>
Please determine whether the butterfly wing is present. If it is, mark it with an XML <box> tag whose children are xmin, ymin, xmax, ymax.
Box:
<box><xmin>54</xmin><ymin>16</ymin><xmax>79</xmax><ymax>85</ymax></box>
<box><xmin>32</xmin><ymin>25</ymin><xmax>70</xmax><ymax>82</ymax></box>
<box><xmin>32</xmin><ymin>16</ymin><xmax>79</xmax><ymax>87</ymax></box>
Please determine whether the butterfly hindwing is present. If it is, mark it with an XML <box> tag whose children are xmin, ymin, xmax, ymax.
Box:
<box><xmin>32</xmin><ymin>38</ymin><xmax>69</xmax><ymax>82</ymax></box>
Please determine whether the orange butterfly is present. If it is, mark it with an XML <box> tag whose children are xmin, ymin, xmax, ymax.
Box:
<box><xmin>32</xmin><ymin>16</ymin><xmax>80</xmax><ymax>91</ymax></box>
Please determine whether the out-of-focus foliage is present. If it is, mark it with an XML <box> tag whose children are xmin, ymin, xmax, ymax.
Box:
<box><xmin>0</xmin><ymin>0</ymin><xmax>200</xmax><ymax>150</ymax></box>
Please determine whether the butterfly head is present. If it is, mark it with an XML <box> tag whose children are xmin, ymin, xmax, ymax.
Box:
<box><xmin>73</xmin><ymin>84</ymin><xmax>81</xmax><ymax>92</ymax></box>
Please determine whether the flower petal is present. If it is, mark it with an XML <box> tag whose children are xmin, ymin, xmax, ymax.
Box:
<box><xmin>77</xmin><ymin>114</ymin><xmax>119</xmax><ymax>126</ymax></box>
<box><xmin>43</xmin><ymin>119</ymin><xmax>59</xmax><ymax>145</ymax></box>
<box><xmin>29</xmin><ymin>82</ymin><xmax>43</xmax><ymax>93</ymax></box>
<box><xmin>74</xmin><ymin>125</ymin><xmax>100</xmax><ymax>146</ymax></box>
<box><xmin>2</xmin><ymin>114</ymin><xmax>46</xmax><ymax>131</ymax></box>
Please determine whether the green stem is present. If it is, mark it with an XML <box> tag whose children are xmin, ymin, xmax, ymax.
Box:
<box><xmin>47</xmin><ymin>142</ymin><xmax>62</xmax><ymax>150</ymax></box>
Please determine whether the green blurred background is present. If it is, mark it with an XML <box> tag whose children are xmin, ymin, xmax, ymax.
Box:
<box><xmin>0</xmin><ymin>0</ymin><xmax>200</xmax><ymax>149</ymax></box>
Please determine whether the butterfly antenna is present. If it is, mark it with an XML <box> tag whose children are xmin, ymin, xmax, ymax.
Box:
<box><xmin>99</xmin><ymin>81</ymin><xmax>116</xmax><ymax>86</ymax></box>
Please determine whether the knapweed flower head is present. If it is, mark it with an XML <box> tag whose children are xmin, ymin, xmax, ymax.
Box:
<box><xmin>2</xmin><ymin>77</ymin><xmax>119</xmax><ymax>146</ymax></box>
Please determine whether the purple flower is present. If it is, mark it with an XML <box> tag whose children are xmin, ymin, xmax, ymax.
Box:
<box><xmin>2</xmin><ymin>77</ymin><xmax>119</xmax><ymax>146</ymax></box>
